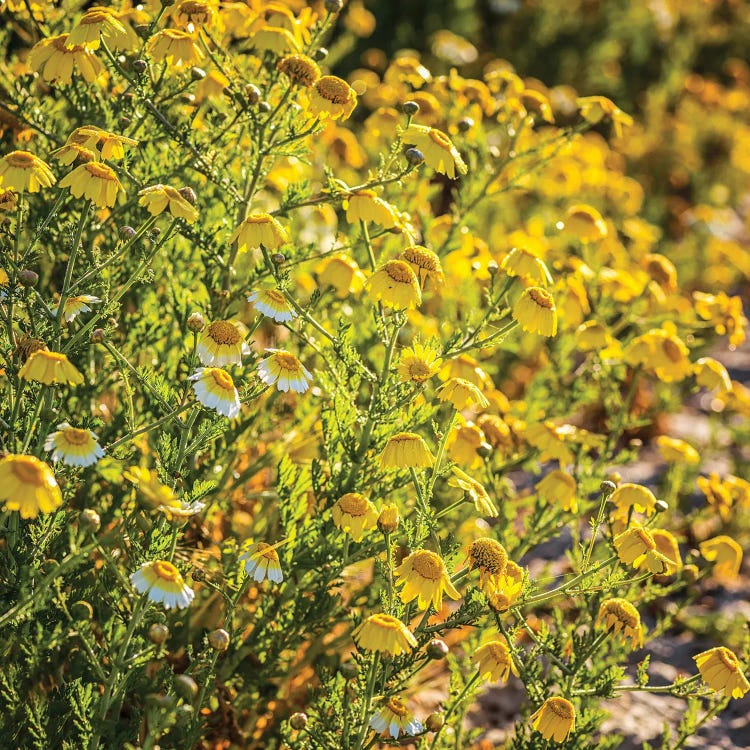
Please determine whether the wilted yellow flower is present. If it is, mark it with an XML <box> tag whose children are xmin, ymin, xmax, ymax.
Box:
<box><xmin>231</xmin><ymin>213</ymin><xmax>288</xmax><ymax>252</ymax></box>
<box><xmin>365</xmin><ymin>260</ymin><xmax>422</xmax><ymax>309</ymax></box>
<box><xmin>352</xmin><ymin>613</ymin><xmax>416</xmax><ymax>656</ymax></box>
<box><xmin>694</xmin><ymin>357</ymin><xmax>732</xmax><ymax>392</ymax></box>
<box><xmin>380</xmin><ymin>432</ymin><xmax>434</xmax><ymax>469</ymax></box>
<box><xmin>474</xmin><ymin>640</ymin><xmax>519</xmax><ymax>683</ymax></box>
<box><xmin>0</xmin><ymin>455</ymin><xmax>63</xmax><ymax>519</ymax></box>
<box><xmin>694</xmin><ymin>648</ymin><xmax>749</xmax><ymax>699</ymax></box>
<box><xmin>124</xmin><ymin>466</ymin><xmax>181</xmax><ymax>513</ymax></box>
<box><xmin>332</xmin><ymin>493</ymin><xmax>378</xmax><ymax>542</ymax></box>
<box><xmin>316</xmin><ymin>253</ymin><xmax>366</xmax><ymax>298</ymax></box>
<box><xmin>401</xmin><ymin>245</ymin><xmax>445</xmax><ymax>287</ymax></box>
<box><xmin>649</xmin><ymin>529</ymin><xmax>682</xmax><ymax>574</ymax></box>
<box><xmin>308</xmin><ymin>76</ymin><xmax>357</xmax><ymax>120</ymax></box>
<box><xmin>447</xmin><ymin>422</ymin><xmax>484</xmax><ymax>469</ymax></box>
<box><xmin>535</xmin><ymin>470</ymin><xmax>577</xmax><ymax>513</ymax></box>
<box><xmin>500</xmin><ymin>247</ymin><xmax>552</xmax><ymax>286</ymax></box>
<box><xmin>148</xmin><ymin>29</ymin><xmax>203</xmax><ymax>65</ymax></box>
<box><xmin>530</xmin><ymin>697</ymin><xmax>576</xmax><ymax>743</ymax></box>
<box><xmin>437</xmin><ymin>377</ymin><xmax>489</xmax><ymax>411</ymax></box>
<box><xmin>576</xmin><ymin>95</ymin><xmax>633</xmax><ymax>137</ymax></box>
<box><xmin>597</xmin><ymin>598</ymin><xmax>643</xmax><ymax>650</ymax></box>
<box><xmin>58</xmin><ymin>162</ymin><xmax>124</xmax><ymax>207</ymax></box>
<box><xmin>0</xmin><ymin>151</ymin><xmax>56</xmax><ymax>193</ymax></box>
<box><xmin>395</xmin><ymin>549</ymin><xmax>460</xmax><ymax>610</ymax></box>
<box><xmin>64</xmin><ymin>126</ymin><xmax>138</xmax><ymax>160</ymax></box>
<box><xmin>486</xmin><ymin>561</ymin><xmax>524</xmax><ymax>611</ymax></box>
<box><xmin>700</xmin><ymin>535</ymin><xmax>742</xmax><ymax>580</ymax></box>
<box><xmin>29</xmin><ymin>34</ymin><xmax>104</xmax><ymax>84</ymax></box>
<box><xmin>563</xmin><ymin>204</ymin><xmax>608</xmax><ymax>242</ymax></box>
<box><xmin>138</xmin><ymin>184</ymin><xmax>198</xmax><ymax>223</ymax></box>
<box><xmin>614</xmin><ymin>525</ymin><xmax>671</xmax><ymax>573</ymax></box>
<box><xmin>610</xmin><ymin>483</ymin><xmax>658</xmax><ymax>517</ymax></box>
<box><xmin>66</xmin><ymin>8</ymin><xmax>127</xmax><ymax>50</ymax></box>
<box><xmin>377</xmin><ymin>503</ymin><xmax>400</xmax><ymax>533</ymax></box>
<box><xmin>344</xmin><ymin>190</ymin><xmax>397</xmax><ymax>228</ymax></box>
<box><xmin>697</xmin><ymin>473</ymin><xmax>734</xmax><ymax>521</ymax></box>
<box><xmin>512</xmin><ymin>287</ymin><xmax>557</xmax><ymax>336</ymax></box>
<box><xmin>402</xmin><ymin>124</ymin><xmax>467</xmax><ymax>179</ymax></box>
<box><xmin>277</xmin><ymin>53</ymin><xmax>320</xmax><ymax>86</ymax></box>
<box><xmin>656</xmin><ymin>436</ymin><xmax>700</xmax><ymax>465</ymax></box>
<box><xmin>172</xmin><ymin>0</ymin><xmax>216</xmax><ymax>30</ymax></box>
<box><xmin>19</xmin><ymin>350</ymin><xmax>83</xmax><ymax>386</ymax></box>
<box><xmin>448</xmin><ymin>467</ymin><xmax>498</xmax><ymax>517</ymax></box>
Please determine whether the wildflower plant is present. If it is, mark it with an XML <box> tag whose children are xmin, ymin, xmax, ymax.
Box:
<box><xmin>0</xmin><ymin>2</ymin><xmax>748</xmax><ymax>750</ymax></box>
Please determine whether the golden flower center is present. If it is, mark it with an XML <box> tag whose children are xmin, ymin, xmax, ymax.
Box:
<box><xmin>383</xmin><ymin>260</ymin><xmax>415</xmax><ymax>284</ymax></box>
<box><xmin>716</xmin><ymin>648</ymin><xmax>739</xmax><ymax>671</ymax></box>
<box><xmin>85</xmin><ymin>162</ymin><xmax>117</xmax><ymax>180</ymax></box>
<box><xmin>408</xmin><ymin>361</ymin><xmax>432</xmax><ymax>379</ymax></box>
<box><xmin>662</xmin><ymin>338</ymin><xmax>683</xmax><ymax>362</ymax></box>
<box><xmin>81</xmin><ymin>10</ymin><xmax>111</xmax><ymax>24</ymax></box>
<box><xmin>486</xmin><ymin>642</ymin><xmax>510</xmax><ymax>663</ymax></box>
<box><xmin>428</xmin><ymin>129</ymin><xmax>452</xmax><ymax>148</ymax></box>
<box><xmin>469</xmin><ymin>538</ymin><xmax>508</xmax><ymax>574</ymax></box>
<box><xmin>391</xmin><ymin>433</ymin><xmax>418</xmax><ymax>445</ymax></box>
<box><xmin>338</xmin><ymin>493</ymin><xmax>369</xmax><ymax>516</ymax></box>
<box><xmin>316</xmin><ymin>76</ymin><xmax>352</xmax><ymax>104</ymax></box>
<box><xmin>6</xmin><ymin>151</ymin><xmax>36</xmax><ymax>168</ymax></box>
<box><xmin>278</xmin><ymin>54</ymin><xmax>320</xmax><ymax>85</ymax></box>
<box><xmin>152</xmin><ymin>561</ymin><xmax>181</xmax><ymax>582</ymax></box>
<box><xmin>410</xmin><ymin>551</ymin><xmax>443</xmax><ymax>581</ymax></box>
<box><xmin>207</xmin><ymin>321</ymin><xmax>241</xmax><ymax>345</ymax></box>
<box><xmin>403</xmin><ymin>246</ymin><xmax>439</xmax><ymax>270</ymax></box>
<box><xmin>10</xmin><ymin>457</ymin><xmax>48</xmax><ymax>485</ymax></box>
<box><xmin>528</xmin><ymin>287</ymin><xmax>554</xmax><ymax>309</ymax></box>
<box><xmin>255</xmin><ymin>542</ymin><xmax>279</xmax><ymax>561</ymax></box>
<box><xmin>179</xmin><ymin>1</ymin><xmax>209</xmax><ymax>15</ymax></box>
<box><xmin>264</xmin><ymin>289</ymin><xmax>286</xmax><ymax>304</ymax></box>
<box><xmin>273</xmin><ymin>351</ymin><xmax>301</xmax><ymax>371</ymax></box>
<box><xmin>43</xmin><ymin>351</ymin><xmax>67</xmax><ymax>364</ymax></box>
<box><xmin>634</xmin><ymin>528</ymin><xmax>656</xmax><ymax>550</ymax></box>
<box><xmin>385</xmin><ymin>697</ymin><xmax>408</xmax><ymax>717</ymax></box>
<box><xmin>210</xmin><ymin>368</ymin><xmax>234</xmax><ymax>390</ymax></box>
<box><xmin>61</xmin><ymin>427</ymin><xmax>91</xmax><ymax>446</ymax></box>
<box><xmin>353</xmin><ymin>189</ymin><xmax>376</xmax><ymax>199</ymax></box>
<box><xmin>547</xmin><ymin>697</ymin><xmax>574</xmax><ymax>719</ymax></box>
<box><xmin>370</xmin><ymin>613</ymin><xmax>401</xmax><ymax>630</ymax></box>
<box><xmin>601</xmin><ymin>600</ymin><xmax>638</xmax><ymax>628</ymax></box>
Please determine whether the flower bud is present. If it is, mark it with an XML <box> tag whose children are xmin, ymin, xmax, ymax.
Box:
<box><xmin>259</xmin><ymin>100</ymin><xmax>272</xmax><ymax>113</ymax></box>
<box><xmin>178</xmin><ymin>186</ymin><xmax>197</xmax><ymax>205</ymax></box>
<box><xmin>325</xmin><ymin>0</ymin><xmax>343</xmax><ymax>11</ymax></box>
<box><xmin>487</xmin><ymin>260</ymin><xmax>499</xmax><ymax>275</ymax></box>
<box><xmin>402</xmin><ymin>100</ymin><xmax>420</xmax><ymax>116</ymax></box>
<box><xmin>682</xmin><ymin>564</ymin><xmax>699</xmax><ymax>583</ymax></box>
<box><xmin>457</xmin><ymin>117</ymin><xmax>474</xmax><ymax>132</ymax></box>
<box><xmin>208</xmin><ymin>628</ymin><xmax>230</xmax><ymax>652</ymax></box>
<box><xmin>147</xmin><ymin>693</ymin><xmax>176</xmax><ymax>709</ymax></box>
<box><xmin>91</xmin><ymin>328</ymin><xmax>105</xmax><ymax>344</ymax></box>
<box><xmin>19</xmin><ymin>269</ymin><xmax>38</xmax><ymax>287</ymax></box>
<box><xmin>405</xmin><ymin>147</ymin><xmax>424</xmax><ymax>165</ymax></box>
<box><xmin>191</xmin><ymin>66</ymin><xmax>207</xmax><ymax>81</ymax></box>
<box><xmin>245</xmin><ymin>84</ymin><xmax>261</xmax><ymax>104</ymax></box>
<box><xmin>132</xmin><ymin>59</ymin><xmax>148</xmax><ymax>74</ymax></box>
<box><xmin>70</xmin><ymin>600</ymin><xmax>94</xmax><ymax>620</ymax></box>
<box><xmin>377</xmin><ymin>503</ymin><xmax>400</xmax><ymax>534</ymax></box>
<box><xmin>600</xmin><ymin>479</ymin><xmax>617</xmax><ymax>495</ymax></box>
<box><xmin>339</xmin><ymin>661</ymin><xmax>358</xmax><ymax>679</ymax></box>
<box><xmin>426</xmin><ymin>712</ymin><xmax>445</xmax><ymax>732</ymax></box>
<box><xmin>654</xmin><ymin>499</ymin><xmax>669</xmax><ymax>514</ymax></box>
<box><xmin>271</xmin><ymin>252</ymin><xmax>285</xmax><ymax>265</ymax></box>
<box><xmin>174</xmin><ymin>674</ymin><xmax>199</xmax><ymax>702</ymax></box>
<box><xmin>119</xmin><ymin>225</ymin><xmax>136</xmax><ymax>241</ymax></box>
<box><xmin>477</xmin><ymin>441</ymin><xmax>493</xmax><ymax>459</ymax></box>
<box><xmin>148</xmin><ymin>623</ymin><xmax>170</xmax><ymax>645</ymax></box>
<box><xmin>187</xmin><ymin>312</ymin><xmax>205</xmax><ymax>332</ymax></box>
<box><xmin>289</xmin><ymin>712</ymin><xmax>308</xmax><ymax>730</ymax></box>
<box><xmin>426</xmin><ymin>638</ymin><xmax>449</xmax><ymax>660</ymax></box>
<box><xmin>314</xmin><ymin>47</ymin><xmax>328</xmax><ymax>61</ymax></box>
<box><xmin>118</xmin><ymin>116</ymin><xmax>131</xmax><ymax>128</ymax></box>
<box><xmin>78</xmin><ymin>508</ymin><xmax>100</xmax><ymax>532</ymax></box>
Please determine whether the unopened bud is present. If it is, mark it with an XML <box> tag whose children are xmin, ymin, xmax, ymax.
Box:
<box><xmin>119</xmin><ymin>225</ymin><xmax>136</xmax><ymax>241</ymax></box>
<box><xmin>19</xmin><ymin>269</ymin><xmax>38</xmax><ymax>287</ymax></box>
<box><xmin>339</xmin><ymin>662</ymin><xmax>358</xmax><ymax>679</ymax></box>
<box><xmin>191</xmin><ymin>66</ymin><xmax>206</xmax><ymax>81</ymax></box>
<box><xmin>405</xmin><ymin>147</ymin><xmax>424</xmax><ymax>165</ymax></box>
<box><xmin>132</xmin><ymin>59</ymin><xmax>148</xmax><ymax>74</ymax></box>
<box><xmin>477</xmin><ymin>441</ymin><xmax>493</xmax><ymax>459</ymax></box>
<box><xmin>91</xmin><ymin>328</ymin><xmax>105</xmax><ymax>344</ymax></box>
<box><xmin>245</xmin><ymin>84</ymin><xmax>261</xmax><ymax>104</ymax></box>
<box><xmin>682</xmin><ymin>564</ymin><xmax>699</xmax><ymax>583</ymax></box>
<box><xmin>487</xmin><ymin>260</ymin><xmax>499</xmax><ymax>275</ymax></box>
<box><xmin>118</xmin><ymin>116</ymin><xmax>131</xmax><ymax>128</ymax></box>
<box><xmin>600</xmin><ymin>480</ymin><xmax>617</xmax><ymax>495</ymax></box>
<box><xmin>208</xmin><ymin>628</ymin><xmax>230</xmax><ymax>652</ymax></box>
<box><xmin>271</xmin><ymin>252</ymin><xmax>285</xmax><ymax>265</ymax></box>
<box><xmin>426</xmin><ymin>712</ymin><xmax>445</xmax><ymax>732</ymax></box>
<box><xmin>457</xmin><ymin>117</ymin><xmax>474</xmax><ymax>132</ymax></box>
<box><xmin>377</xmin><ymin>503</ymin><xmax>400</xmax><ymax>534</ymax></box>
<box><xmin>426</xmin><ymin>638</ymin><xmax>449</xmax><ymax>660</ymax></box>
<box><xmin>70</xmin><ymin>600</ymin><xmax>94</xmax><ymax>620</ymax></box>
<box><xmin>289</xmin><ymin>712</ymin><xmax>308</xmax><ymax>730</ymax></box>
<box><xmin>78</xmin><ymin>508</ymin><xmax>100</xmax><ymax>532</ymax></box>
<box><xmin>148</xmin><ymin>623</ymin><xmax>170</xmax><ymax>645</ymax></box>
<box><xmin>402</xmin><ymin>100</ymin><xmax>420</xmax><ymax>116</ymax></box>
<box><xmin>178</xmin><ymin>186</ymin><xmax>197</xmax><ymax>205</ymax></box>
<box><xmin>259</xmin><ymin>101</ymin><xmax>272</xmax><ymax>113</ymax></box>
<box><xmin>324</xmin><ymin>0</ymin><xmax>343</xmax><ymax>12</ymax></box>
<box><xmin>654</xmin><ymin>499</ymin><xmax>669</xmax><ymax>514</ymax></box>
<box><xmin>314</xmin><ymin>47</ymin><xmax>328</xmax><ymax>61</ymax></box>
<box><xmin>187</xmin><ymin>312</ymin><xmax>205</xmax><ymax>332</ymax></box>
<box><xmin>174</xmin><ymin>674</ymin><xmax>199</xmax><ymax>702</ymax></box>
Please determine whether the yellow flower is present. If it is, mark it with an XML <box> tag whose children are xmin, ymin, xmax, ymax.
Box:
<box><xmin>437</xmin><ymin>377</ymin><xmax>489</xmax><ymax>411</ymax></box>
<box><xmin>535</xmin><ymin>470</ymin><xmax>577</xmax><ymax>513</ymax></box>
<box><xmin>249</xmin><ymin>26</ymin><xmax>300</xmax><ymax>55</ymax></box>
<box><xmin>28</xmin><ymin>34</ymin><xmax>104</xmax><ymax>85</ymax></box>
<box><xmin>124</xmin><ymin>466</ymin><xmax>181</xmax><ymax>513</ymax></box>
<box><xmin>189</xmin><ymin>367</ymin><xmax>241</xmax><ymax>418</ymax></box>
<box><xmin>44</xmin><ymin>422</ymin><xmax>104</xmax><ymax>467</ymax></box>
<box><xmin>66</xmin><ymin>8</ymin><xmax>127</xmax><ymax>50</ymax></box>
<box><xmin>563</xmin><ymin>204</ymin><xmax>608</xmax><ymax>242</ymax></box>
<box><xmin>401</xmin><ymin>245</ymin><xmax>445</xmax><ymax>287</ymax></box>
<box><xmin>397</xmin><ymin>342</ymin><xmax>442</xmax><ymax>384</ymax></box>
<box><xmin>448</xmin><ymin>466</ymin><xmax>498</xmax><ymax>517</ymax></box>
<box><xmin>148</xmin><ymin>29</ymin><xmax>203</xmax><ymax>65</ymax></box>
<box><xmin>624</xmin><ymin>326</ymin><xmax>692</xmax><ymax>383</ymax></box>
<box><xmin>694</xmin><ymin>357</ymin><xmax>732</xmax><ymax>392</ymax></box>
<box><xmin>173</xmin><ymin>0</ymin><xmax>216</xmax><ymax>30</ymax></box>
<box><xmin>474</xmin><ymin>640</ymin><xmax>519</xmax><ymax>683</ymax></box>
<box><xmin>331</xmin><ymin>493</ymin><xmax>378</xmax><ymax>542</ymax></box>
<box><xmin>316</xmin><ymin>253</ymin><xmax>366</xmax><ymax>298</ymax></box>
<box><xmin>466</xmin><ymin>537</ymin><xmax>508</xmax><ymax>589</ymax></box>
<box><xmin>247</xmin><ymin>288</ymin><xmax>296</xmax><ymax>323</ymax></box>
<box><xmin>197</xmin><ymin>320</ymin><xmax>250</xmax><ymax>367</ymax></box>
<box><xmin>610</xmin><ymin>483</ymin><xmax>658</xmax><ymax>517</ymax></box>
<box><xmin>530</xmin><ymin>697</ymin><xmax>576</xmax><ymax>743</ymax></box>
<box><xmin>500</xmin><ymin>247</ymin><xmax>552</xmax><ymax>286</ymax></box>
<box><xmin>0</xmin><ymin>151</ymin><xmax>56</xmax><ymax>193</ymax></box>
<box><xmin>649</xmin><ymin>529</ymin><xmax>682</xmax><ymax>574</ymax></box>
<box><xmin>657</xmin><ymin>436</ymin><xmax>700</xmax><ymax>465</ymax></box>
<box><xmin>698</xmin><ymin>473</ymin><xmax>734</xmax><ymax>521</ymax></box>
<box><xmin>402</xmin><ymin>124</ymin><xmax>467</xmax><ymax>179</ymax></box>
<box><xmin>486</xmin><ymin>561</ymin><xmax>525</xmax><ymax>611</ymax></box>
<box><xmin>352</xmin><ymin>613</ymin><xmax>417</xmax><ymax>656</ymax></box>
<box><xmin>365</xmin><ymin>260</ymin><xmax>422</xmax><ymax>309</ymax></box>
<box><xmin>597</xmin><ymin>598</ymin><xmax>643</xmax><ymax>650</ymax></box>
<box><xmin>512</xmin><ymin>287</ymin><xmax>557</xmax><ymax>336</ymax></box>
<box><xmin>257</xmin><ymin>349</ymin><xmax>312</xmax><ymax>393</ymax></box>
<box><xmin>138</xmin><ymin>184</ymin><xmax>198</xmax><ymax>223</ymax></box>
<box><xmin>58</xmin><ymin>162</ymin><xmax>124</xmax><ymax>208</ymax></box>
<box><xmin>231</xmin><ymin>213</ymin><xmax>288</xmax><ymax>252</ymax></box>
<box><xmin>700</xmin><ymin>536</ymin><xmax>742</xmax><ymax>580</ymax></box>
<box><xmin>694</xmin><ymin>647</ymin><xmax>750</xmax><ymax>699</ymax></box>
<box><xmin>277</xmin><ymin>53</ymin><xmax>320</xmax><ymax>86</ymax></box>
<box><xmin>130</xmin><ymin>560</ymin><xmax>194</xmax><ymax>609</ymax></box>
<box><xmin>0</xmin><ymin>454</ymin><xmax>63</xmax><ymax>519</ymax></box>
<box><xmin>369</xmin><ymin>697</ymin><xmax>422</xmax><ymax>739</ymax></box>
<box><xmin>19</xmin><ymin>350</ymin><xmax>83</xmax><ymax>386</ymax></box>
<box><xmin>0</xmin><ymin>188</ymin><xmax>18</xmax><ymax>211</ymax></box>
<box><xmin>64</xmin><ymin>126</ymin><xmax>138</xmax><ymax>160</ymax></box>
<box><xmin>577</xmin><ymin>95</ymin><xmax>633</xmax><ymax>137</ymax></box>
<box><xmin>444</xmin><ymin>354</ymin><xmax>491</xmax><ymax>390</ymax></box>
<box><xmin>241</xmin><ymin>542</ymin><xmax>284</xmax><ymax>583</ymax></box>
<box><xmin>51</xmin><ymin>294</ymin><xmax>101</xmax><ymax>323</ymax></box>
<box><xmin>447</xmin><ymin>422</ymin><xmax>484</xmax><ymax>469</ymax></box>
<box><xmin>308</xmin><ymin>75</ymin><xmax>357</xmax><ymax>120</ymax></box>
<box><xmin>344</xmin><ymin>190</ymin><xmax>397</xmax><ymax>228</ymax></box>
<box><xmin>380</xmin><ymin>432</ymin><xmax>434</xmax><ymax>469</ymax></box>
<box><xmin>614</xmin><ymin>525</ymin><xmax>671</xmax><ymax>573</ymax></box>
<box><xmin>377</xmin><ymin>503</ymin><xmax>400</xmax><ymax>533</ymax></box>
<box><xmin>395</xmin><ymin>549</ymin><xmax>460</xmax><ymax>611</ymax></box>
<box><xmin>523</xmin><ymin>421</ymin><xmax>575</xmax><ymax>464</ymax></box>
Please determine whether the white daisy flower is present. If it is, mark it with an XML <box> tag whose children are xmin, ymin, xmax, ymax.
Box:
<box><xmin>257</xmin><ymin>349</ymin><xmax>312</xmax><ymax>393</ymax></box>
<box><xmin>51</xmin><ymin>294</ymin><xmax>102</xmax><ymax>323</ymax></box>
<box><xmin>130</xmin><ymin>560</ymin><xmax>194</xmax><ymax>610</ymax></box>
<box><xmin>240</xmin><ymin>542</ymin><xmax>283</xmax><ymax>583</ymax></box>
<box><xmin>196</xmin><ymin>320</ymin><xmax>250</xmax><ymax>367</ymax></box>
<box><xmin>189</xmin><ymin>367</ymin><xmax>241</xmax><ymax>418</ymax></box>
<box><xmin>44</xmin><ymin>422</ymin><xmax>105</xmax><ymax>467</ymax></box>
<box><xmin>369</xmin><ymin>697</ymin><xmax>423</xmax><ymax>739</ymax></box>
<box><xmin>247</xmin><ymin>288</ymin><xmax>297</xmax><ymax>323</ymax></box>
